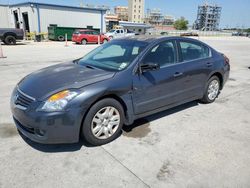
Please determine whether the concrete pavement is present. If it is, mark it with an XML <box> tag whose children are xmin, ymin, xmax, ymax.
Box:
<box><xmin>0</xmin><ymin>37</ymin><xmax>250</xmax><ymax>188</ymax></box>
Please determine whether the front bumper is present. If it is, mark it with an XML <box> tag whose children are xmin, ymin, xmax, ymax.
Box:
<box><xmin>10</xmin><ymin>91</ymin><xmax>86</xmax><ymax>144</ymax></box>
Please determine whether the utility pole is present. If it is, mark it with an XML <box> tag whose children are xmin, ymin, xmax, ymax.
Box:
<box><xmin>80</xmin><ymin>0</ymin><xmax>84</xmax><ymax>7</ymax></box>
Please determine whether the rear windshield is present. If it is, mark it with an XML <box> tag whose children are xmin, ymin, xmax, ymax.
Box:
<box><xmin>108</xmin><ymin>29</ymin><xmax>116</xmax><ymax>33</ymax></box>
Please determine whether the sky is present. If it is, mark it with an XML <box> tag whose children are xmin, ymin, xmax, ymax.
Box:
<box><xmin>1</xmin><ymin>0</ymin><xmax>250</xmax><ymax>28</ymax></box>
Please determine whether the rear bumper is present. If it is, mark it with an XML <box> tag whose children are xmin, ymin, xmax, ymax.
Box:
<box><xmin>222</xmin><ymin>64</ymin><xmax>230</xmax><ymax>87</ymax></box>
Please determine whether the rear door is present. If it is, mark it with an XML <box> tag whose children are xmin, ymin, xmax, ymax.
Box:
<box><xmin>132</xmin><ymin>40</ymin><xmax>187</xmax><ymax>114</ymax></box>
<box><xmin>86</xmin><ymin>31</ymin><xmax>95</xmax><ymax>42</ymax></box>
<box><xmin>177</xmin><ymin>39</ymin><xmax>213</xmax><ymax>98</ymax></box>
<box><xmin>92</xmin><ymin>31</ymin><xmax>100</xmax><ymax>43</ymax></box>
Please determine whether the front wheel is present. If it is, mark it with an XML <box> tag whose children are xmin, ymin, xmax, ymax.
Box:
<box><xmin>200</xmin><ymin>76</ymin><xmax>220</xmax><ymax>103</ymax></box>
<box><xmin>81</xmin><ymin>98</ymin><xmax>124</xmax><ymax>146</ymax></box>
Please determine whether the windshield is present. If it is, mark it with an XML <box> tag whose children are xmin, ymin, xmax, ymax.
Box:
<box><xmin>108</xmin><ymin>29</ymin><xmax>116</xmax><ymax>33</ymax></box>
<box><xmin>77</xmin><ymin>40</ymin><xmax>148</xmax><ymax>71</ymax></box>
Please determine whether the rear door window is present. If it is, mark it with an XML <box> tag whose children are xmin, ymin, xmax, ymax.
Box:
<box><xmin>92</xmin><ymin>31</ymin><xmax>100</xmax><ymax>35</ymax></box>
<box><xmin>179</xmin><ymin>41</ymin><xmax>210</xmax><ymax>61</ymax></box>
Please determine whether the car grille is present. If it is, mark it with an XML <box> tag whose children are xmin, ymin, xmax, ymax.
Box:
<box><xmin>14</xmin><ymin>88</ymin><xmax>35</xmax><ymax>108</ymax></box>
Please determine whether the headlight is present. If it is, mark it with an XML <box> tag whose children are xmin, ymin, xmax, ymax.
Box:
<box><xmin>40</xmin><ymin>90</ymin><xmax>78</xmax><ymax>111</ymax></box>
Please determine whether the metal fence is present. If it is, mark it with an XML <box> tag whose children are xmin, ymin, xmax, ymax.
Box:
<box><xmin>147</xmin><ymin>29</ymin><xmax>232</xmax><ymax>37</ymax></box>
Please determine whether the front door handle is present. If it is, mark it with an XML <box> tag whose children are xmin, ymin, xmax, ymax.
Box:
<box><xmin>174</xmin><ymin>72</ymin><xmax>183</xmax><ymax>77</ymax></box>
<box><xmin>206</xmin><ymin>62</ymin><xmax>213</xmax><ymax>67</ymax></box>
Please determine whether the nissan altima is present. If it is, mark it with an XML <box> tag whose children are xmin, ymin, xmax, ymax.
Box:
<box><xmin>10</xmin><ymin>36</ymin><xmax>230</xmax><ymax>146</ymax></box>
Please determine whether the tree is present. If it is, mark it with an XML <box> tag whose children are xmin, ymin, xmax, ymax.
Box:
<box><xmin>174</xmin><ymin>17</ymin><xmax>189</xmax><ymax>30</ymax></box>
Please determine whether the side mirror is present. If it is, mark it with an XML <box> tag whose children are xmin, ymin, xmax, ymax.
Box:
<box><xmin>139</xmin><ymin>63</ymin><xmax>160</xmax><ymax>73</ymax></box>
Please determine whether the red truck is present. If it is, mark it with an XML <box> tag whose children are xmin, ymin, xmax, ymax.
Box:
<box><xmin>72</xmin><ymin>30</ymin><xmax>109</xmax><ymax>45</ymax></box>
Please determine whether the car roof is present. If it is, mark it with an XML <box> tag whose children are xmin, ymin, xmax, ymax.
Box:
<box><xmin>111</xmin><ymin>35</ymin><xmax>212</xmax><ymax>49</ymax></box>
<box><xmin>113</xmin><ymin>35</ymin><xmax>167</xmax><ymax>43</ymax></box>
<box><xmin>112</xmin><ymin>35</ymin><xmax>184</xmax><ymax>43</ymax></box>
<box><xmin>77</xmin><ymin>29</ymin><xmax>95</xmax><ymax>32</ymax></box>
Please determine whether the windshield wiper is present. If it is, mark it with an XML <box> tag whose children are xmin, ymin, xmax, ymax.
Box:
<box><xmin>85</xmin><ymin>64</ymin><xmax>97</xmax><ymax>69</ymax></box>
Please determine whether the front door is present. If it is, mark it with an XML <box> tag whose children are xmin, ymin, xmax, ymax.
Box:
<box><xmin>132</xmin><ymin>40</ymin><xmax>187</xmax><ymax>114</ymax></box>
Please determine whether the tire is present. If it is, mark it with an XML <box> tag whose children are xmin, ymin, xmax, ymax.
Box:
<box><xmin>82</xmin><ymin>98</ymin><xmax>125</xmax><ymax>146</ymax></box>
<box><xmin>81</xmin><ymin>39</ymin><xmax>87</xmax><ymax>45</ymax></box>
<box><xmin>4</xmin><ymin>35</ymin><xmax>16</xmax><ymax>45</ymax></box>
<box><xmin>103</xmin><ymin>39</ymin><xmax>108</xmax><ymax>44</ymax></box>
<box><xmin>200</xmin><ymin>76</ymin><xmax>220</xmax><ymax>103</ymax></box>
<box><xmin>58</xmin><ymin>35</ymin><xmax>65</xmax><ymax>41</ymax></box>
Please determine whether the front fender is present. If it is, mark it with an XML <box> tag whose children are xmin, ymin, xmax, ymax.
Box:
<box><xmin>69</xmin><ymin>81</ymin><xmax>135</xmax><ymax>126</ymax></box>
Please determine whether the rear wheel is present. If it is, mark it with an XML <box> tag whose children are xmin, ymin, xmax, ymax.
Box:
<box><xmin>4</xmin><ymin>35</ymin><xmax>16</xmax><ymax>45</ymax></box>
<box><xmin>81</xmin><ymin>98</ymin><xmax>124</xmax><ymax>146</ymax></box>
<box><xmin>81</xmin><ymin>39</ymin><xmax>87</xmax><ymax>45</ymax></box>
<box><xmin>200</xmin><ymin>76</ymin><xmax>220</xmax><ymax>103</ymax></box>
<box><xmin>58</xmin><ymin>35</ymin><xmax>65</xmax><ymax>41</ymax></box>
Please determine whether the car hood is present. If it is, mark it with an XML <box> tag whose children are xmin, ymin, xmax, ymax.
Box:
<box><xmin>18</xmin><ymin>62</ymin><xmax>115</xmax><ymax>100</ymax></box>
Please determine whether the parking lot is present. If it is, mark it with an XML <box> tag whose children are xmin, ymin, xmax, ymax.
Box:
<box><xmin>0</xmin><ymin>37</ymin><xmax>250</xmax><ymax>188</ymax></box>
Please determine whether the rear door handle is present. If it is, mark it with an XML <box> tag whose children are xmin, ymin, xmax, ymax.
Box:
<box><xmin>174</xmin><ymin>72</ymin><xmax>183</xmax><ymax>78</ymax></box>
<box><xmin>206</xmin><ymin>62</ymin><xmax>213</xmax><ymax>67</ymax></box>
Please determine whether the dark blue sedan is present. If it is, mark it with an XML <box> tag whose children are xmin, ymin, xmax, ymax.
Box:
<box><xmin>11</xmin><ymin>36</ymin><xmax>230</xmax><ymax>145</ymax></box>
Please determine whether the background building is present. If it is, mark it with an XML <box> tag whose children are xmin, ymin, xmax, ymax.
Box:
<box><xmin>114</xmin><ymin>6</ymin><xmax>128</xmax><ymax>21</ymax></box>
<box><xmin>0</xmin><ymin>5</ymin><xmax>11</xmax><ymax>28</ymax></box>
<box><xmin>128</xmin><ymin>0</ymin><xmax>145</xmax><ymax>23</ymax></box>
<box><xmin>119</xmin><ymin>21</ymin><xmax>151</xmax><ymax>34</ymax></box>
<box><xmin>144</xmin><ymin>9</ymin><xmax>175</xmax><ymax>26</ymax></box>
<box><xmin>144</xmin><ymin>9</ymin><xmax>163</xmax><ymax>25</ymax></box>
<box><xmin>194</xmin><ymin>3</ymin><xmax>222</xmax><ymax>31</ymax></box>
<box><xmin>163</xmin><ymin>15</ymin><xmax>175</xmax><ymax>26</ymax></box>
<box><xmin>0</xmin><ymin>2</ymin><xmax>107</xmax><ymax>33</ymax></box>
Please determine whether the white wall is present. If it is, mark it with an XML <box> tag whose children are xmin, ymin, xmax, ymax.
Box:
<box><xmin>7</xmin><ymin>4</ymin><xmax>106</xmax><ymax>33</ymax></box>
<box><xmin>39</xmin><ymin>5</ymin><xmax>104</xmax><ymax>33</ymax></box>
<box><xmin>0</xmin><ymin>5</ymin><xmax>11</xmax><ymax>28</ymax></box>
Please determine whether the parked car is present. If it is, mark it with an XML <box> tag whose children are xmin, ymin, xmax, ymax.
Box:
<box><xmin>180</xmin><ymin>32</ymin><xmax>199</xmax><ymax>37</ymax></box>
<box><xmin>72</xmin><ymin>30</ymin><xmax>109</xmax><ymax>45</ymax></box>
<box><xmin>11</xmin><ymin>36</ymin><xmax>230</xmax><ymax>146</ymax></box>
<box><xmin>105</xmin><ymin>29</ymin><xmax>136</xmax><ymax>39</ymax></box>
<box><xmin>160</xmin><ymin>31</ymin><xmax>169</xmax><ymax>36</ymax></box>
<box><xmin>0</xmin><ymin>28</ymin><xmax>24</xmax><ymax>45</ymax></box>
<box><xmin>232</xmin><ymin>32</ymin><xmax>249</xmax><ymax>37</ymax></box>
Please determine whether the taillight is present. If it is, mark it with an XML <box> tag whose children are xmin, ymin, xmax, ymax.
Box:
<box><xmin>223</xmin><ymin>54</ymin><xmax>230</xmax><ymax>65</ymax></box>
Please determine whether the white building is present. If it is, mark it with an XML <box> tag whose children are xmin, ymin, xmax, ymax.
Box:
<box><xmin>128</xmin><ymin>0</ymin><xmax>145</xmax><ymax>23</ymax></box>
<box><xmin>0</xmin><ymin>2</ymin><xmax>107</xmax><ymax>33</ymax></box>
